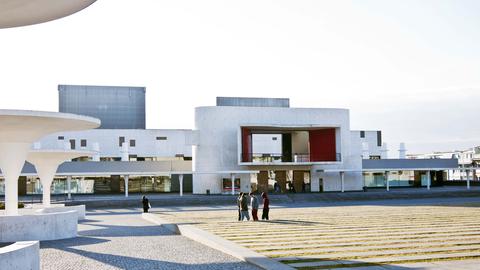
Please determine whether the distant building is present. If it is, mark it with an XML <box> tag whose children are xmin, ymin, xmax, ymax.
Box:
<box><xmin>58</xmin><ymin>85</ymin><xmax>146</xmax><ymax>129</ymax></box>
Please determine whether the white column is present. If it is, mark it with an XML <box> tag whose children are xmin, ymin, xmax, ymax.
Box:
<box><xmin>231</xmin><ymin>173</ymin><xmax>236</xmax><ymax>195</ymax></box>
<box><xmin>427</xmin><ymin>171</ymin><xmax>431</xmax><ymax>190</ymax></box>
<box><xmin>385</xmin><ymin>171</ymin><xmax>390</xmax><ymax>191</ymax></box>
<box><xmin>38</xmin><ymin>168</ymin><xmax>57</xmax><ymax>207</ymax></box>
<box><xmin>124</xmin><ymin>175</ymin><xmax>129</xmax><ymax>197</ymax></box>
<box><xmin>0</xmin><ymin>142</ymin><xmax>31</xmax><ymax>215</ymax></box>
<box><xmin>340</xmin><ymin>171</ymin><xmax>345</xmax><ymax>193</ymax></box>
<box><xmin>179</xmin><ymin>174</ymin><xmax>184</xmax><ymax>196</ymax></box>
<box><xmin>466</xmin><ymin>170</ymin><xmax>470</xmax><ymax>190</ymax></box>
<box><xmin>67</xmin><ymin>175</ymin><xmax>72</xmax><ymax>200</ymax></box>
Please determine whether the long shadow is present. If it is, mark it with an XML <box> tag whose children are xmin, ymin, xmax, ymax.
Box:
<box><xmin>41</xmin><ymin>236</ymin><xmax>110</xmax><ymax>248</ymax></box>
<box><xmin>79</xmin><ymin>223</ymin><xmax>172</xmax><ymax>238</ymax></box>
<box><xmin>49</xmin><ymin>247</ymin><xmax>257</xmax><ymax>270</ymax></box>
<box><xmin>262</xmin><ymin>219</ymin><xmax>320</xmax><ymax>226</ymax></box>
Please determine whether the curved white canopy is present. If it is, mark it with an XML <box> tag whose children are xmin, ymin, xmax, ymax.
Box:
<box><xmin>0</xmin><ymin>0</ymin><xmax>96</xmax><ymax>29</ymax></box>
<box><xmin>0</xmin><ymin>110</ymin><xmax>99</xmax><ymax>215</ymax></box>
<box><xmin>27</xmin><ymin>150</ymin><xmax>95</xmax><ymax>207</ymax></box>
<box><xmin>0</xmin><ymin>110</ymin><xmax>100</xmax><ymax>142</ymax></box>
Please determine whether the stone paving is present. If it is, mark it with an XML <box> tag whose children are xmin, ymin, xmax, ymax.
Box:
<box><xmin>154</xmin><ymin>201</ymin><xmax>480</xmax><ymax>269</ymax></box>
<box><xmin>40</xmin><ymin>208</ymin><xmax>259</xmax><ymax>270</ymax></box>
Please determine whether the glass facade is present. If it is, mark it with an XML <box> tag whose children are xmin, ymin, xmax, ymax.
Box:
<box><xmin>0</xmin><ymin>175</ymin><xmax>192</xmax><ymax>195</ymax></box>
<box><xmin>363</xmin><ymin>171</ymin><xmax>415</xmax><ymax>187</ymax></box>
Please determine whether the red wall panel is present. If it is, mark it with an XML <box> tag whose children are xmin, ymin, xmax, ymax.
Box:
<box><xmin>242</xmin><ymin>128</ymin><xmax>252</xmax><ymax>162</ymax></box>
<box><xmin>309</xmin><ymin>129</ymin><xmax>336</xmax><ymax>161</ymax></box>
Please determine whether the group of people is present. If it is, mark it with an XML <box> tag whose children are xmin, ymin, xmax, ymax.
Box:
<box><xmin>237</xmin><ymin>192</ymin><xmax>269</xmax><ymax>221</ymax></box>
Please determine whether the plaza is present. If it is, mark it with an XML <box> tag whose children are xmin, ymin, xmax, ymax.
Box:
<box><xmin>152</xmin><ymin>197</ymin><xmax>480</xmax><ymax>269</ymax></box>
<box><xmin>2</xmin><ymin>1</ymin><xmax>480</xmax><ymax>270</ymax></box>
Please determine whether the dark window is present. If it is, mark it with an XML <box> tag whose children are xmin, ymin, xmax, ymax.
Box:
<box><xmin>119</xmin><ymin>136</ymin><xmax>125</xmax><ymax>147</ymax></box>
<box><xmin>130</xmin><ymin>139</ymin><xmax>136</xmax><ymax>147</ymax></box>
<box><xmin>69</xmin><ymin>139</ymin><xmax>76</xmax><ymax>150</ymax></box>
<box><xmin>81</xmin><ymin>139</ymin><xmax>87</xmax><ymax>147</ymax></box>
<box><xmin>58</xmin><ymin>136</ymin><xmax>64</xmax><ymax>140</ymax></box>
<box><xmin>377</xmin><ymin>131</ymin><xmax>382</xmax><ymax>147</ymax></box>
<box><xmin>272</xmin><ymin>137</ymin><xmax>278</xmax><ymax>140</ymax></box>
<box><xmin>184</xmin><ymin>156</ymin><xmax>193</xmax><ymax>161</ymax></box>
<box><xmin>360</xmin><ymin>131</ymin><xmax>365</xmax><ymax>138</ymax></box>
<box><xmin>156</xmin><ymin>136</ymin><xmax>167</xmax><ymax>140</ymax></box>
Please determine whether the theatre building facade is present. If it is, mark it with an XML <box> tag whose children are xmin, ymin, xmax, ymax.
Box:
<box><xmin>0</xmin><ymin>86</ymin><xmax>459</xmax><ymax>196</ymax></box>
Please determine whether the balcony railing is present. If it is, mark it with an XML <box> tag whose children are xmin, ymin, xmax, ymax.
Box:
<box><xmin>243</xmin><ymin>153</ymin><xmax>341</xmax><ymax>163</ymax></box>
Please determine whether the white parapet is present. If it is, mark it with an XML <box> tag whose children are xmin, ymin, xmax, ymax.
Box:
<box><xmin>36</xmin><ymin>205</ymin><xmax>86</xmax><ymax>221</ymax></box>
<box><xmin>0</xmin><ymin>210</ymin><xmax>78</xmax><ymax>242</ymax></box>
<box><xmin>0</xmin><ymin>241</ymin><xmax>40</xmax><ymax>270</ymax></box>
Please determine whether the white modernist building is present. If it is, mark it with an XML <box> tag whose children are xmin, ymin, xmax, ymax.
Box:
<box><xmin>193</xmin><ymin>97</ymin><xmax>382</xmax><ymax>194</ymax></box>
<box><xmin>1</xmin><ymin>92</ymin><xmax>461</xmax><ymax>197</ymax></box>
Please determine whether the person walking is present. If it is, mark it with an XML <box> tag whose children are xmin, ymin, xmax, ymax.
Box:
<box><xmin>237</xmin><ymin>192</ymin><xmax>243</xmax><ymax>221</ymax></box>
<box><xmin>250</xmin><ymin>192</ymin><xmax>259</xmax><ymax>221</ymax></box>
<box><xmin>142</xmin><ymin>195</ymin><xmax>150</xmax><ymax>213</ymax></box>
<box><xmin>261</xmin><ymin>192</ymin><xmax>269</xmax><ymax>221</ymax></box>
<box><xmin>240</xmin><ymin>193</ymin><xmax>250</xmax><ymax>221</ymax></box>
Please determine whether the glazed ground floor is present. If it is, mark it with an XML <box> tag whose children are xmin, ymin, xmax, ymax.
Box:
<box><xmin>0</xmin><ymin>169</ymin><xmax>462</xmax><ymax>196</ymax></box>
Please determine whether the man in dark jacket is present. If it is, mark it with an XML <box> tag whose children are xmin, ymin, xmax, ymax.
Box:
<box><xmin>261</xmin><ymin>192</ymin><xmax>269</xmax><ymax>220</ymax></box>
<box><xmin>240</xmin><ymin>193</ymin><xmax>250</xmax><ymax>221</ymax></box>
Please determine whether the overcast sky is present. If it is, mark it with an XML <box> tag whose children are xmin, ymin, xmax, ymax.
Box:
<box><xmin>1</xmin><ymin>0</ymin><xmax>479</xmax><ymax>155</ymax></box>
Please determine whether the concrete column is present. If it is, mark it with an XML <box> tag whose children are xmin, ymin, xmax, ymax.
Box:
<box><xmin>0</xmin><ymin>142</ymin><xmax>31</xmax><ymax>215</ymax></box>
<box><xmin>124</xmin><ymin>175</ymin><xmax>129</xmax><ymax>197</ymax></box>
<box><xmin>179</xmin><ymin>174</ymin><xmax>184</xmax><ymax>196</ymax></box>
<box><xmin>67</xmin><ymin>175</ymin><xmax>72</xmax><ymax>200</ymax></box>
<box><xmin>231</xmin><ymin>173</ymin><xmax>236</xmax><ymax>195</ymax></box>
<box><xmin>385</xmin><ymin>171</ymin><xmax>390</xmax><ymax>191</ymax></box>
<box><xmin>427</xmin><ymin>171</ymin><xmax>431</xmax><ymax>190</ymax></box>
<box><xmin>340</xmin><ymin>171</ymin><xmax>345</xmax><ymax>193</ymax></box>
<box><xmin>37</xmin><ymin>167</ymin><xmax>58</xmax><ymax>207</ymax></box>
<box><xmin>466</xmin><ymin>170</ymin><xmax>470</xmax><ymax>190</ymax></box>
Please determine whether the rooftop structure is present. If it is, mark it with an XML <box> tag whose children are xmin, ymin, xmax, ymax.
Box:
<box><xmin>58</xmin><ymin>85</ymin><xmax>146</xmax><ymax>129</ymax></box>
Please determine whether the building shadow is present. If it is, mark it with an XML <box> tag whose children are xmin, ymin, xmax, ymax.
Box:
<box><xmin>79</xmin><ymin>223</ymin><xmax>172</xmax><ymax>238</ymax></box>
<box><xmin>43</xmin><ymin>245</ymin><xmax>257</xmax><ymax>270</ymax></box>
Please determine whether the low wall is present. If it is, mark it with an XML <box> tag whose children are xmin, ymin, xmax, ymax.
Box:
<box><xmin>0</xmin><ymin>241</ymin><xmax>40</xmax><ymax>270</ymax></box>
<box><xmin>0</xmin><ymin>211</ymin><xmax>78</xmax><ymax>242</ymax></box>
<box><xmin>36</xmin><ymin>205</ymin><xmax>86</xmax><ymax>220</ymax></box>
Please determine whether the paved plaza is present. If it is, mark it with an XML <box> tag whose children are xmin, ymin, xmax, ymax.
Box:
<box><xmin>40</xmin><ymin>208</ymin><xmax>259</xmax><ymax>270</ymax></box>
<box><xmin>154</xmin><ymin>198</ymin><xmax>480</xmax><ymax>269</ymax></box>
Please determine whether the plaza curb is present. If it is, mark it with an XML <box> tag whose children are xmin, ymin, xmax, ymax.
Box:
<box><xmin>142</xmin><ymin>213</ymin><xmax>294</xmax><ymax>270</ymax></box>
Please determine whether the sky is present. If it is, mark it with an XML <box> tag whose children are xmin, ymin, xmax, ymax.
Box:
<box><xmin>1</xmin><ymin>0</ymin><xmax>480</xmax><ymax>155</ymax></box>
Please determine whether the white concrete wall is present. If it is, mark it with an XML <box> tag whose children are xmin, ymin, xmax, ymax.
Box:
<box><xmin>36</xmin><ymin>205</ymin><xmax>86</xmax><ymax>221</ymax></box>
<box><xmin>0</xmin><ymin>241</ymin><xmax>39</xmax><ymax>270</ymax></box>
<box><xmin>194</xmin><ymin>106</ymin><xmax>361</xmax><ymax>193</ymax></box>
<box><xmin>251</xmin><ymin>134</ymin><xmax>282</xmax><ymax>155</ymax></box>
<box><xmin>0</xmin><ymin>211</ymin><xmax>78</xmax><ymax>242</ymax></box>
<box><xmin>351</xmin><ymin>130</ymin><xmax>382</xmax><ymax>158</ymax></box>
<box><xmin>38</xmin><ymin>129</ymin><xmax>193</xmax><ymax>159</ymax></box>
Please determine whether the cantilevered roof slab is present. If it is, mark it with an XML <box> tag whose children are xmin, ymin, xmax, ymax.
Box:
<box><xmin>0</xmin><ymin>0</ymin><xmax>96</xmax><ymax>29</ymax></box>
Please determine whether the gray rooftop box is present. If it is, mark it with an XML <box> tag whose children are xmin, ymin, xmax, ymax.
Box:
<box><xmin>216</xmin><ymin>97</ymin><xmax>289</xmax><ymax>108</ymax></box>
